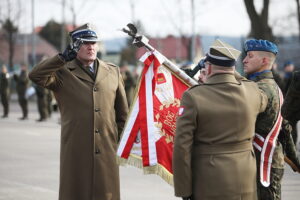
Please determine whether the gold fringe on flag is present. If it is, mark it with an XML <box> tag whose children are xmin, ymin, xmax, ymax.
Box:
<box><xmin>117</xmin><ymin>154</ymin><xmax>174</xmax><ymax>186</ymax></box>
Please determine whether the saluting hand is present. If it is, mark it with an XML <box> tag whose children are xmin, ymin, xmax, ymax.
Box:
<box><xmin>60</xmin><ymin>39</ymin><xmax>83</xmax><ymax>62</ymax></box>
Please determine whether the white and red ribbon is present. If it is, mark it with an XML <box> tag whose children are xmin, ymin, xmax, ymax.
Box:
<box><xmin>253</xmin><ymin>87</ymin><xmax>284</xmax><ymax>187</ymax></box>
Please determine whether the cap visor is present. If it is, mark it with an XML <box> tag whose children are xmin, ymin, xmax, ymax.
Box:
<box><xmin>81</xmin><ymin>38</ymin><xmax>100</xmax><ymax>42</ymax></box>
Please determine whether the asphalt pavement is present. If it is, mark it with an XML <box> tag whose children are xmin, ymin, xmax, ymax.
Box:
<box><xmin>0</xmin><ymin>101</ymin><xmax>299</xmax><ymax>200</ymax></box>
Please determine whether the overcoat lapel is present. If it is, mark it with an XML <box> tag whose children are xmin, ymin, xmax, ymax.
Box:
<box><xmin>66</xmin><ymin>60</ymin><xmax>94</xmax><ymax>83</ymax></box>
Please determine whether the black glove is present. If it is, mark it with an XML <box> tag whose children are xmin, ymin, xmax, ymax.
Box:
<box><xmin>182</xmin><ymin>196</ymin><xmax>192</xmax><ymax>200</ymax></box>
<box><xmin>59</xmin><ymin>39</ymin><xmax>83</xmax><ymax>62</ymax></box>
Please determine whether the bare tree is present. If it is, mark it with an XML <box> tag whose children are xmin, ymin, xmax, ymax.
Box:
<box><xmin>161</xmin><ymin>0</ymin><xmax>198</xmax><ymax>62</ymax></box>
<box><xmin>0</xmin><ymin>0</ymin><xmax>21</xmax><ymax>71</ymax></box>
<box><xmin>66</xmin><ymin>0</ymin><xmax>87</xmax><ymax>29</ymax></box>
<box><xmin>243</xmin><ymin>0</ymin><xmax>274</xmax><ymax>41</ymax></box>
<box><xmin>296</xmin><ymin>0</ymin><xmax>300</xmax><ymax>41</ymax></box>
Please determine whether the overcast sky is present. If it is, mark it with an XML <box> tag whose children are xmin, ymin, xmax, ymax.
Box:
<box><xmin>1</xmin><ymin>0</ymin><xmax>298</xmax><ymax>39</ymax></box>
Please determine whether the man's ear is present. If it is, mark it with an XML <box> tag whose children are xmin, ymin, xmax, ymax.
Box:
<box><xmin>262</xmin><ymin>57</ymin><xmax>269</xmax><ymax>66</ymax></box>
<box><xmin>206</xmin><ymin>65</ymin><xmax>212</xmax><ymax>76</ymax></box>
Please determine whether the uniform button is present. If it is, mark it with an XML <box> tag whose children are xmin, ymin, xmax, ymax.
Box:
<box><xmin>93</xmin><ymin>87</ymin><xmax>98</xmax><ymax>92</ymax></box>
<box><xmin>95</xmin><ymin>108</ymin><xmax>100</xmax><ymax>112</ymax></box>
<box><xmin>95</xmin><ymin>129</ymin><xmax>100</xmax><ymax>134</ymax></box>
<box><xmin>95</xmin><ymin>148</ymin><xmax>100</xmax><ymax>154</ymax></box>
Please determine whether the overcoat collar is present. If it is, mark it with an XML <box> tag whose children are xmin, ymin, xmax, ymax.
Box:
<box><xmin>95</xmin><ymin>60</ymin><xmax>110</xmax><ymax>84</ymax></box>
<box><xmin>65</xmin><ymin>58</ymin><xmax>110</xmax><ymax>84</ymax></box>
<box><xmin>205</xmin><ymin>73</ymin><xmax>240</xmax><ymax>85</ymax></box>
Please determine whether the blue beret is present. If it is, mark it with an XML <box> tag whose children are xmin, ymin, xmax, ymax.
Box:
<box><xmin>244</xmin><ymin>39</ymin><xmax>278</xmax><ymax>55</ymax></box>
<box><xmin>284</xmin><ymin>60</ymin><xmax>294</xmax><ymax>67</ymax></box>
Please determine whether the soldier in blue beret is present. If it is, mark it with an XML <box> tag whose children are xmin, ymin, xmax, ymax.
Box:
<box><xmin>243</xmin><ymin>39</ymin><xmax>300</xmax><ymax>200</ymax></box>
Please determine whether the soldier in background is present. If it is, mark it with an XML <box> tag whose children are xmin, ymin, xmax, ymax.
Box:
<box><xmin>282</xmin><ymin>71</ymin><xmax>300</xmax><ymax>146</ymax></box>
<box><xmin>0</xmin><ymin>65</ymin><xmax>10</xmax><ymax>118</ymax></box>
<box><xmin>283</xmin><ymin>61</ymin><xmax>295</xmax><ymax>95</ymax></box>
<box><xmin>243</xmin><ymin>39</ymin><xmax>300</xmax><ymax>200</ymax></box>
<box><xmin>271</xmin><ymin>62</ymin><xmax>285</xmax><ymax>92</ymax></box>
<box><xmin>120</xmin><ymin>64</ymin><xmax>136</xmax><ymax>106</ymax></box>
<box><xmin>173</xmin><ymin>40</ymin><xmax>267</xmax><ymax>200</ymax></box>
<box><xmin>14</xmin><ymin>64</ymin><xmax>30</xmax><ymax>120</ymax></box>
<box><xmin>281</xmin><ymin>61</ymin><xmax>298</xmax><ymax>145</ymax></box>
<box><xmin>34</xmin><ymin>84</ymin><xmax>48</xmax><ymax>122</ymax></box>
<box><xmin>46</xmin><ymin>89</ymin><xmax>54</xmax><ymax>117</ymax></box>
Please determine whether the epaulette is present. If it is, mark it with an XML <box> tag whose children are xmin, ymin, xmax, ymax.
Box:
<box><xmin>107</xmin><ymin>62</ymin><xmax>118</xmax><ymax>67</ymax></box>
<box><xmin>240</xmin><ymin>79</ymin><xmax>253</xmax><ymax>82</ymax></box>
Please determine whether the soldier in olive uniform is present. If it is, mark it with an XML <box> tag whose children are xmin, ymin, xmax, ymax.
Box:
<box><xmin>281</xmin><ymin>61</ymin><xmax>298</xmax><ymax>145</ymax></box>
<box><xmin>0</xmin><ymin>65</ymin><xmax>10</xmax><ymax>118</ymax></box>
<box><xmin>14</xmin><ymin>64</ymin><xmax>30</xmax><ymax>120</ymax></box>
<box><xmin>34</xmin><ymin>84</ymin><xmax>48</xmax><ymax>122</ymax></box>
<box><xmin>120</xmin><ymin>64</ymin><xmax>136</xmax><ymax>106</ymax></box>
<box><xmin>243</xmin><ymin>39</ymin><xmax>300</xmax><ymax>200</ymax></box>
<box><xmin>282</xmin><ymin>71</ymin><xmax>300</xmax><ymax>146</ymax></box>
<box><xmin>282</xmin><ymin>71</ymin><xmax>300</xmax><ymax>124</ymax></box>
<box><xmin>173</xmin><ymin>40</ymin><xmax>267</xmax><ymax>200</ymax></box>
<box><xmin>46</xmin><ymin>89</ymin><xmax>54</xmax><ymax>117</ymax></box>
<box><xmin>29</xmin><ymin>23</ymin><xmax>128</xmax><ymax>200</ymax></box>
<box><xmin>271</xmin><ymin>63</ymin><xmax>284</xmax><ymax>92</ymax></box>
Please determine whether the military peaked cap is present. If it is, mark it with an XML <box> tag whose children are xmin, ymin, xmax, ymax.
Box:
<box><xmin>205</xmin><ymin>39</ymin><xmax>241</xmax><ymax>67</ymax></box>
<box><xmin>69</xmin><ymin>23</ymin><xmax>100</xmax><ymax>42</ymax></box>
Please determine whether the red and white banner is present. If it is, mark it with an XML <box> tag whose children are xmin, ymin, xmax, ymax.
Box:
<box><xmin>253</xmin><ymin>87</ymin><xmax>284</xmax><ymax>187</ymax></box>
<box><xmin>117</xmin><ymin>50</ymin><xmax>191</xmax><ymax>185</ymax></box>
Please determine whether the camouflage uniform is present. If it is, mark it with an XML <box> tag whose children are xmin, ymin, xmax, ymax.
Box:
<box><xmin>250</xmin><ymin>71</ymin><xmax>300</xmax><ymax>200</ymax></box>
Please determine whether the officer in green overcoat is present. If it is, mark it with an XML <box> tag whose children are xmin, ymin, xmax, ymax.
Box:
<box><xmin>173</xmin><ymin>40</ymin><xmax>267</xmax><ymax>200</ymax></box>
<box><xmin>29</xmin><ymin>23</ymin><xmax>128</xmax><ymax>200</ymax></box>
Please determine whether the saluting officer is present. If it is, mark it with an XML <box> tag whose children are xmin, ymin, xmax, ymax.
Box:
<box><xmin>243</xmin><ymin>39</ymin><xmax>300</xmax><ymax>200</ymax></box>
<box><xmin>173</xmin><ymin>40</ymin><xmax>268</xmax><ymax>200</ymax></box>
<box><xmin>29</xmin><ymin>23</ymin><xmax>128</xmax><ymax>200</ymax></box>
<box><xmin>14</xmin><ymin>64</ymin><xmax>30</xmax><ymax>120</ymax></box>
<box><xmin>0</xmin><ymin>64</ymin><xmax>10</xmax><ymax>118</ymax></box>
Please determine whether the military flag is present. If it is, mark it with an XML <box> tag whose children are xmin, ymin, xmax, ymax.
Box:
<box><xmin>117</xmin><ymin>50</ymin><xmax>195</xmax><ymax>185</ymax></box>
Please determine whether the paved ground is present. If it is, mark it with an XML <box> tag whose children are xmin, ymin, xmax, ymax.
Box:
<box><xmin>0</xmin><ymin>101</ymin><xmax>299</xmax><ymax>200</ymax></box>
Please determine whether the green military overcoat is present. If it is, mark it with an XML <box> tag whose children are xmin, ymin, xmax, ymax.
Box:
<box><xmin>29</xmin><ymin>55</ymin><xmax>128</xmax><ymax>200</ymax></box>
<box><xmin>173</xmin><ymin>73</ymin><xmax>267</xmax><ymax>200</ymax></box>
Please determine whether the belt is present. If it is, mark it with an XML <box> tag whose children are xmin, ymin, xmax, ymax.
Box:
<box><xmin>194</xmin><ymin>141</ymin><xmax>253</xmax><ymax>155</ymax></box>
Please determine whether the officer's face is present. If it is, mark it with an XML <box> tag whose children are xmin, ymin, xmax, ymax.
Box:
<box><xmin>77</xmin><ymin>42</ymin><xmax>98</xmax><ymax>64</ymax></box>
<box><xmin>243</xmin><ymin>51</ymin><xmax>263</xmax><ymax>75</ymax></box>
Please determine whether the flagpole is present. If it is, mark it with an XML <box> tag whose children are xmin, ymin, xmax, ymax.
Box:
<box><xmin>122</xmin><ymin>24</ymin><xmax>199</xmax><ymax>86</ymax></box>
